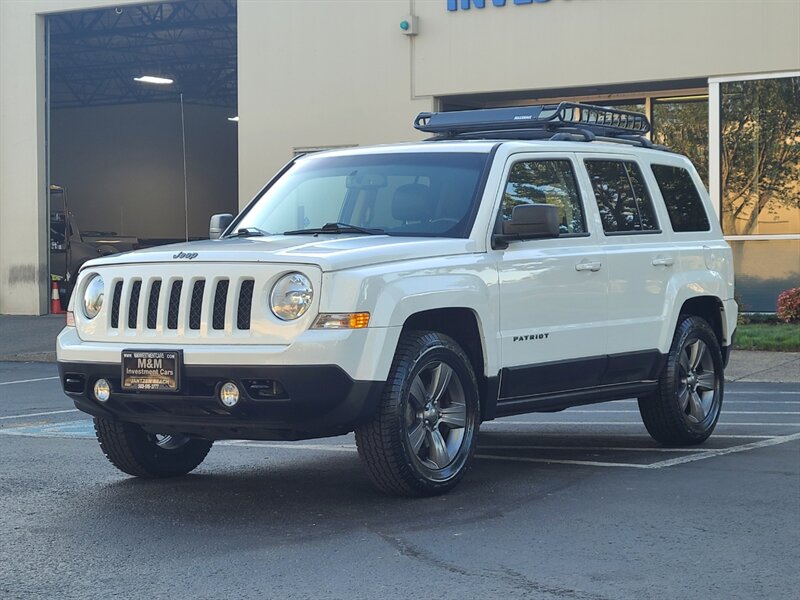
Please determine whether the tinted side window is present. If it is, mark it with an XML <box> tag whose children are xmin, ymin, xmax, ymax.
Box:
<box><xmin>584</xmin><ymin>160</ymin><xmax>659</xmax><ymax>233</ymax></box>
<box><xmin>502</xmin><ymin>160</ymin><xmax>586</xmax><ymax>235</ymax></box>
<box><xmin>651</xmin><ymin>164</ymin><xmax>710</xmax><ymax>232</ymax></box>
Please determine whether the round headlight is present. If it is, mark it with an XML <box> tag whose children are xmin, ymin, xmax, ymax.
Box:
<box><xmin>82</xmin><ymin>274</ymin><xmax>104</xmax><ymax>319</ymax></box>
<box><xmin>270</xmin><ymin>272</ymin><xmax>313</xmax><ymax>321</ymax></box>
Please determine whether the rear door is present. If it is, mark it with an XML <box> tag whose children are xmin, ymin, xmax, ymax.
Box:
<box><xmin>578</xmin><ymin>154</ymin><xmax>674</xmax><ymax>383</ymax></box>
<box><xmin>493</xmin><ymin>153</ymin><xmax>609</xmax><ymax>402</ymax></box>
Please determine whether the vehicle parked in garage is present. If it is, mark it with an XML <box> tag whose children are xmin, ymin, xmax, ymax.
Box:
<box><xmin>49</xmin><ymin>185</ymin><xmax>139</xmax><ymax>302</ymax></box>
<box><xmin>57</xmin><ymin>103</ymin><xmax>737</xmax><ymax>496</ymax></box>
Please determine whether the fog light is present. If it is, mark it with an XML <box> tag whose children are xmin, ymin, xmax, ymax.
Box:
<box><xmin>93</xmin><ymin>379</ymin><xmax>111</xmax><ymax>402</ymax></box>
<box><xmin>219</xmin><ymin>381</ymin><xmax>240</xmax><ymax>407</ymax></box>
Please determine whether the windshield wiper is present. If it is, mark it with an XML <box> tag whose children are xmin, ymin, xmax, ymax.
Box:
<box><xmin>226</xmin><ymin>227</ymin><xmax>268</xmax><ymax>238</ymax></box>
<box><xmin>283</xmin><ymin>222</ymin><xmax>385</xmax><ymax>236</ymax></box>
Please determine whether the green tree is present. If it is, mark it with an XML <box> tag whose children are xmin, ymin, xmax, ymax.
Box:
<box><xmin>721</xmin><ymin>77</ymin><xmax>800</xmax><ymax>235</ymax></box>
<box><xmin>652</xmin><ymin>100</ymin><xmax>709</xmax><ymax>185</ymax></box>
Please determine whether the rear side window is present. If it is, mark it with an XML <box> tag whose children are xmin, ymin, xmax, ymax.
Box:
<box><xmin>584</xmin><ymin>160</ymin><xmax>659</xmax><ymax>234</ymax></box>
<box><xmin>651</xmin><ymin>164</ymin><xmax>710</xmax><ymax>232</ymax></box>
<box><xmin>502</xmin><ymin>160</ymin><xmax>587</xmax><ymax>235</ymax></box>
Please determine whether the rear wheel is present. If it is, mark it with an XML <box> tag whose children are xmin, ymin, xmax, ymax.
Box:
<box><xmin>638</xmin><ymin>315</ymin><xmax>724</xmax><ymax>445</ymax></box>
<box><xmin>94</xmin><ymin>417</ymin><xmax>213</xmax><ymax>478</ymax></box>
<box><xmin>355</xmin><ymin>330</ymin><xmax>480</xmax><ymax>497</ymax></box>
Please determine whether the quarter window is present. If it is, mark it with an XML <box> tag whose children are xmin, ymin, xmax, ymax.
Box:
<box><xmin>584</xmin><ymin>160</ymin><xmax>659</xmax><ymax>234</ymax></box>
<box><xmin>502</xmin><ymin>160</ymin><xmax>587</xmax><ymax>235</ymax></box>
<box><xmin>651</xmin><ymin>164</ymin><xmax>710</xmax><ymax>232</ymax></box>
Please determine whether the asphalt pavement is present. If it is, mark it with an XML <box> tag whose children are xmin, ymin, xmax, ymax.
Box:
<box><xmin>1</xmin><ymin>361</ymin><xmax>798</xmax><ymax>599</ymax></box>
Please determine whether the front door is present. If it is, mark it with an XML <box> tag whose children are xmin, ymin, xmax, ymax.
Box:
<box><xmin>493</xmin><ymin>154</ymin><xmax>608</xmax><ymax>404</ymax></box>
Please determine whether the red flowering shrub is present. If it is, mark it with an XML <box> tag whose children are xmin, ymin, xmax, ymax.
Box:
<box><xmin>776</xmin><ymin>287</ymin><xmax>800</xmax><ymax>323</ymax></box>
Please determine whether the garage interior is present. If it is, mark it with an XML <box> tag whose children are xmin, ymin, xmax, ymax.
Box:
<box><xmin>47</xmin><ymin>0</ymin><xmax>238</xmax><ymax>289</ymax></box>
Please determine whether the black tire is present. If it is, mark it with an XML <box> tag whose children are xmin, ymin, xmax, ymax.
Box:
<box><xmin>638</xmin><ymin>315</ymin><xmax>724</xmax><ymax>446</ymax></box>
<box><xmin>355</xmin><ymin>330</ymin><xmax>480</xmax><ymax>497</ymax></box>
<box><xmin>94</xmin><ymin>417</ymin><xmax>213</xmax><ymax>478</ymax></box>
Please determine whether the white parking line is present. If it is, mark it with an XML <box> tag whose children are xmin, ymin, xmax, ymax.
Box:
<box><xmin>478</xmin><ymin>444</ymin><xmax>706</xmax><ymax>453</ymax></box>
<box><xmin>721</xmin><ymin>401</ymin><xmax>800</xmax><ymax>405</ymax></box>
<box><xmin>725</xmin><ymin>391</ymin><xmax>800</xmax><ymax>395</ymax></box>
<box><xmin>567</xmin><ymin>409</ymin><xmax>800</xmax><ymax>415</ymax></box>
<box><xmin>646</xmin><ymin>433</ymin><xmax>800</xmax><ymax>468</ymax></box>
<box><xmin>0</xmin><ymin>376</ymin><xmax>59</xmax><ymax>386</ymax></box>
<box><xmin>608</xmin><ymin>399</ymin><xmax>800</xmax><ymax>405</ymax></box>
<box><xmin>477</xmin><ymin>433</ymin><xmax>800</xmax><ymax>469</ymax></box>
<box><xmin>484</xmin><ymin>420</ymin><xmax>800</xmax><ymax>427</ymax></box>
<box><xmin>0</xmin><ymin>408</ymin><xmax>79</xmax><ymax>420</ymax></box>
<box><xmin>218</xmin><ymin>440</ymin><xmax>357</xmax><ymax>452</ymax></box>
<box><xmin>476</xmin><ymin>455</ymin><xmax>649</xmax><ymax>469</ymax></box>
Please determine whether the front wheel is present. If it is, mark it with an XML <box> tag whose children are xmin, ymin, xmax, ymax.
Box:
<box><xmin>355</xmin><ymin>331</ymin><xmax>480</xmax><ymax>497</ymax></box>
<box><xmin>638</xmin><ymin>315</ymin><xmax>724</xmax><ymax>445</ymax></box>
<box><xmin>94</xmin><ymin>418</ymin><xmax>213</xmax><ymax>478</ymax></box>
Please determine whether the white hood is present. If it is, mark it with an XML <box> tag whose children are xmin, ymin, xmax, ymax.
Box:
<box><xmin>81</xmin><ymin>234</ymin><xmax>478</xmax><ymax>272</ymax></box>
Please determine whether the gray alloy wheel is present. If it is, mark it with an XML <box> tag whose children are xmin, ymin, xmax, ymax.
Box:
<box><xmin>638</xmin><ymin>315</ymin><xmax>724</xmax><ymax>446</ymax></box>
<box><xmin>152</xmin><ymin>433</ymin><xmax>192</xmax><ymax>451</ymax></box>
<box><xmin>405</xmin><ymin>360</ymin><xmax>468</xmax><ymax>472</ymax></box>
<box><xmin>355</xmin><ymin>330</ymin><xmax>480</xmax><ymax>497</ymax></box>
<box><xmin>94</xmin><ymin>417</ymin><xmax>213</xmax><ymax>478</ymax></box>
<box><xmin>677</xmin><ymin>339</ymin><xmax>718</xmax><ymax>424</ymax></box>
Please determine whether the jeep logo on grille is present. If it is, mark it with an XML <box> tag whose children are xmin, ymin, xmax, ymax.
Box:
<box><xmin>172</xmin><ymin>252</ymin><xmax>198</xmax><ymax>259</ymax></box>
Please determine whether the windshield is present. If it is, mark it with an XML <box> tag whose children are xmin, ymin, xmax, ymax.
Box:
<box><xmin>234</xmin><ymin>152</ymin><xmax>490</xmax><ymax>238</ymax></box>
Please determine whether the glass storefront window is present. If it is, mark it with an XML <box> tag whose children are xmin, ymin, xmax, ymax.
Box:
<box><xmin>604</xmin><ymin>102</ymin><xmax>645</xmax><ymax>114</ymax></box>
<box><xmin>720</xmin><ymin>76</ymin><xmax>800</xmax><ymax>235</ymax></box>
<box><xmin>728</xmin><ymin>239</ymin><xmax>800</xmax><ymax>312</ymax></box>
<box><xmin>652</xmin><ymin>98</ymin><xmax>709</xmax><ymax>186</ymax></box>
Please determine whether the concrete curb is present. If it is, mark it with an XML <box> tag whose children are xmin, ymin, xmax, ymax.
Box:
<box><xmin>1</xmin><ymin>352</ymin><xmax>57</xmax><ymax>363</ymax></box>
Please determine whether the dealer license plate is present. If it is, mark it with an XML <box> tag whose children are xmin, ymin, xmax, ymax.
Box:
<box><xmin>121</xmin><ymin>350</ymin><xmax>181</xmax><ymax>392</ymax></box>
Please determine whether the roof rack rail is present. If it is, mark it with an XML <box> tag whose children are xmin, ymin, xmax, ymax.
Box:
<box><xmin>414</xmin><ymin>102</ymin><xmax>664</xmax><ymax>150</ymax></box>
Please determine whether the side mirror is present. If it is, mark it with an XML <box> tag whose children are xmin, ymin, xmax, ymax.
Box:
<box><xmin>209</xmin><ymin>214</ymin><xmax>234</xmax><ymax>239</ymax></box>
<box><xmin>493</xmin><ymin>204</ymin><xmax>560</xmax><ymax>249</ymax></box>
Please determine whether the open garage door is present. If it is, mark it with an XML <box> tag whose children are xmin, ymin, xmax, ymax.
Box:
<box><xmin>46</xmin><ymin>0</ymin><xmax>238</xmax><ymax>301</ymax></box>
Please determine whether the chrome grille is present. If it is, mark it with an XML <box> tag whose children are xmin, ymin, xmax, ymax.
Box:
<box><xmin>109</xmin><ymin>276</ymin><xmax>254</xmax><ymax>334</ymax></box>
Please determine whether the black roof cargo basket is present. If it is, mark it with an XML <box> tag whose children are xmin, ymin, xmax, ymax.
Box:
<box><xmin>414</xmin><ymin>102</ymin><xmax>665</xmax><ymax>150</ymax></box>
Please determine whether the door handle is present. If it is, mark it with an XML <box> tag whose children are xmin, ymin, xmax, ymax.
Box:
<box><xmin>652</xmin><ymin>256</ymin><xmax>674</xmax><ymax>267</ymax></box>
<box><xmin>575</xmin><ymin>261</ymin><xmax>602</xmax><ymax>272</ymax></box>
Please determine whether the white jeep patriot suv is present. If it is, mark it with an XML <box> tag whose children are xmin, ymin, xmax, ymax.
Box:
<box><xmin>58</xmin><ymin>103</ymin><xmax>737</xmax><ymax>496</ymax></box>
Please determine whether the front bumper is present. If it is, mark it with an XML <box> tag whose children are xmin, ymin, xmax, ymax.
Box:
<box><xmin>58</xmin><ymin>361</ymin><xmax>384</xmax><ymax>441</ymax></box>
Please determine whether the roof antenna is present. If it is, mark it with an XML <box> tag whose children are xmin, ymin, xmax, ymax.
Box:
<box><xmin>180</xmin><ymin>92</ymin><xmax>189</xmax><ymax>242</ymax></box>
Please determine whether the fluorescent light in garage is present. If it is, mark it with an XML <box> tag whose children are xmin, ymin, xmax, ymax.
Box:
<box><xmin>133</xmin><ymin>75</ymin><xmax>174</xmax><ymax>85</ymax></box>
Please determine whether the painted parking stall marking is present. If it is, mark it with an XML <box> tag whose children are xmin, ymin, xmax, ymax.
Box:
<box><xmin>0</xmin><ymin>408</ymin><xmax>79</xmax><ymax>421</ymax></box>
<box><xmin>0</xmin><ymin>376</ymin><xmax>59</xmax><ymax>386</ymax></box>
<box><xmin>1</xmin><ymin>384</ymin><xmax>797</xmax><ymax>470</ymax></box>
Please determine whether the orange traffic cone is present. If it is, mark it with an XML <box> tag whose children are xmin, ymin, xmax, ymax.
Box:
<box><xmin>50</xmin><ymin>279</ymin><xmax>65</xmax><ymax>314</ymax></box>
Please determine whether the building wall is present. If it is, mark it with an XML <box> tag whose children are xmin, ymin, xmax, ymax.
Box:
<box><xmin>50</xmin><ymin>103</ymin><xmax>238</xmax><ymax>239</ymax></box>
<box><xmin>2</xmin><ymin>0</ymin><xmax>799</xmax><ymax>313</ymax></box>
<box><xmin>412</xmin><ymin>0</ymin><xmax>800</xmax><ymax>97</ymax></box>
<box><xmin>236</xmin><ymin>0</ymin><xmax>433</xmax><ymax>205</ymax></box>
<box><xmin>0</xmin><ymin>0</ymin><xmax>145</xmax><ymax>315</ymax></box>
<box><xmin>237</xmin><ymin>0</ymin><xmax>800</xmax><ymax>205</ymax></box>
